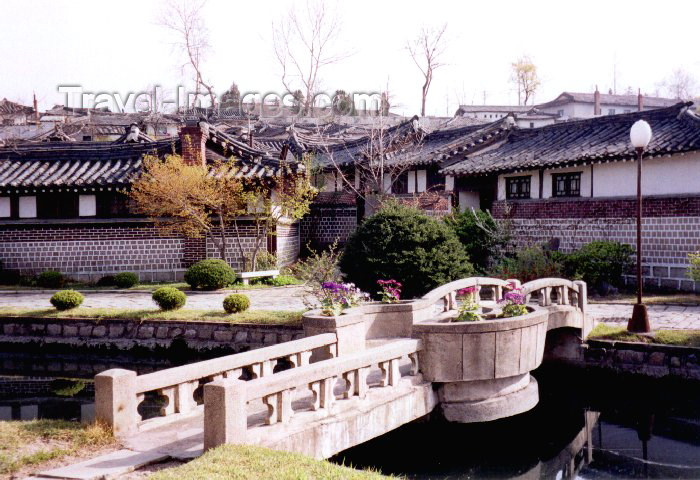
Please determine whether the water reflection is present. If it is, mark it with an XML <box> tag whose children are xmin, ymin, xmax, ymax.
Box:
<box><xmin>332</xmin><ymin>367</ymin><xmax>700</xmax><ymax>479</ymax></box>
<box><xmin>0</xmin><ymin>400</ymin><xmax>95</xmax><ymax>423</ymax></box>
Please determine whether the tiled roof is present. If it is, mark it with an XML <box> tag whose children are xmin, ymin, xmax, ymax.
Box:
<box><xmin>389</xmin><ymin>118</ymin><xmax>514</xmax><ymax>167</ymax></box>
<box><xmin>0</xmin><ymin>98</ymin><xmax>34</xmax><ymax>115</ymax></box>
<box><xmin>537</xmin><ymin>92</ymin><xmax>678</xmax><ymax>109</ymax></box>
<box><xmin>456</xmin><ymin>105</ymin><xmax>531</xmax><ymax>114</ymax></box>
<box><xmin>441</xmin><ymin>102</ymin><xmax>700</xmax><ymax>176</ymax></box>
<box><xmin>309</xmin><ymin>116</ymin><xmax>422</xmax><ymax>167</ymax></box>
<box><xmin>0</xmin><ymin>123</ymin><xmax>303</xmax><ymax>190</ymax></box>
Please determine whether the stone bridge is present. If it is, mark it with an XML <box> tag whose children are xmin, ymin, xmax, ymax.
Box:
<box><xmin>95</xmin><ymin>277</ymin><xmax>592</xmax><ymax>460</ymax></box>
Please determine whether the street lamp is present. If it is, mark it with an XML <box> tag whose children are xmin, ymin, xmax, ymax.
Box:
<box><xmin>628</xmin><ymin>119</ymin><xmax>652</xmax><ymax>333</ymax></box>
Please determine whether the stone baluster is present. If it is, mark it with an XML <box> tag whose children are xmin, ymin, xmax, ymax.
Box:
<box><xmin>495</xmin><ymin>285</ymin><xmax>502</xmax><ymax>301</ymax></box>
<box><xmin>449</xmin><ymin>291</ymin><xmax>457</xmax><ymax>310</ymax></box>
<box><xmin>443</xmin><ymin>294</ymin><xmax>450</xmax><ymax>312</ymax></box>
<box><xmin>263</xmin><ymin>389</ymin><xmax>293</xmax><ymax>425</ymax></box>
<box><xmin>408</xmin><ymin>352</ymin><xmax>420</xmax><ymax>375</ymax></box>
<box><xmin>288</xmin><ymin>350</ymin><xmax>312</xmax><ymax>368</ymax></box>
<box><xmin>310</xmin><ymin>377</ymin><xmax>335</xmax><ymax>410</ymax></box>
<box><xmin>474</xmin><ymin>286</ymin><xmax>482</xmax><ymax>304</ymax></box>
<box><xmin>158</xmin><ymin>386</ymin><xmax>177</xmax><ymax>416</ymax></box>
<box><xmin>560</xmin><ymin>286</ymin><xmax>569</xmax><ymax>305</ymax></box>
<box><xmin>342</xmin><ymin>367</ymin><xmax>369</xmax><ymax>399</ymax></box>
<box><xmin>175</xmin><ymin>380</ymin><xmax>199</xmax><ymax>414</ymax></box>
<box><xmin>379</xmin><ymin>359</ymin><xmax>401</xmax><ymax>387</ymax></box>
<box><xmin>224</xmin><ymin>368</ymin><xmax>243</xmax><ymax>380</ymax></box>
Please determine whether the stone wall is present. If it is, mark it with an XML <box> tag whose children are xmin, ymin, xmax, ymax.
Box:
<box><xmin>0</xmin><ymin>317</ymin><xmax>305</xmax><ymax>352</ymax></box>
<box><xmin>300</xmin><ymin>206</ymin><xmax>357</xmax><ymax>249</ymax></box>
<box><xmin>583</xmin><ymin>339</ymin><xmax>700</xmax><ymax>381</ymax></box>
<box><xmin>492</xmin><ymin>196</ymin><xmax>700</xmax><ymax>292</ymax></box>
<box><xmin>0</xmin><ymin>218</ymin><xmax>300</xmax><ymax>280</ymax></box>
<box><xmin>0</xmin><ymin>221</ymin><xmax>186</xmax><ymax>282</ymax></box>
<box><xmin>276</xmin><ymin>223</ymin><xmax>300</xmax><ymax>266</ymax></box>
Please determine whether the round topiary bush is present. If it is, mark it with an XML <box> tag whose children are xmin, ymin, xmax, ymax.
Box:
<box><xmin>340</xmin><ymin>203</ymin><xmax>474</xmax><ymax>299</ymax></box>
<box><xmin>38</xmin><ymin>270</ymin><xmax>65</xmax><ymax>288</ymax></box>
<box><xmin>223</xmin><ymin>293</ymin><xmax>250</xmax><ymax>313</ymax></box>
<box><xmin>50</xmin><ymin>290</ymin><xmax>84</xmax><ymax>311</ymax></box>
<box><xmin>114</xmin><ymin>272</ymin><xmax>139</xmax><ymax>289</ymax></box>
<box><xmin>152</xmin><ymin>287</ymin><xmax>186</xmax><ymax>310</ymax></box>
<box><xmin>184</xmin><ymin>259</ymin><xmax>236</xmax><ymax>290</ymax></box>
<box><xmin>96</xmin><ymin>275</ymin><xmax>116</xmax><ymax>287</ymax></box>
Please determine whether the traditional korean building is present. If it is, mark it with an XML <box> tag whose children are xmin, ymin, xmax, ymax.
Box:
<box><xmin>0</xmin><ymin>120</ymin><xmax>304</xmax><ymax>280</ymax></box>
<box><xmin>442</xmin><ymin>102</ymin><xmax>700</xmax><ymax>291</ymax></box>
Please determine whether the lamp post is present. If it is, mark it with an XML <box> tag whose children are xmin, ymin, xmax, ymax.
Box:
<box><xmin>627</xmin><ymin>119</ymin><xmax>652</xmax><ymax>333</ymax></box>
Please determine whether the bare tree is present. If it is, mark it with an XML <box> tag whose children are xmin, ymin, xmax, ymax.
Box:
<box><xmin>407</xmin><ymin>24</ymin><xmax>447</xmax><ymax>117</ymax></box>
<box><xmin>272</xmin><ymin>1</ymin><xmax>348</xmax><ymax>116</ymax></box>
<box><xmin>511</xmin><ymin>56</ymin><xmax>541</xmax><ymax>106</ymax></box>
<box><xmin>159</xmin><ymin>0</ymin><xmax>217</xmax><ymax>108</ymax></box>
<box><xmin>659</xmin><ymin>68</ymin><xmax>697</xmax><ymax>100</ymax></box>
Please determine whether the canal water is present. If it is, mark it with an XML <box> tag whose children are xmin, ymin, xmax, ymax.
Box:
<box><xmin>1</xmin><ymin>351</ymin><xmax>699</xmax><ymax>479</ymax></box>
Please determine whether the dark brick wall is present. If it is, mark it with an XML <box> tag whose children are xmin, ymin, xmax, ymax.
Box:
<box><xmin>300</xmin><ymin>206</ymin><xmax>357</xmax><ymax>249</ymax></box>
<box><xmin>491</xmin><ymin>195</ymin><xmax>700</xmax><ymax>291</ymax></box>
<box><xmin>492</xmin><ymin>195</ymin><xmax>700</xmax><ymax>219</ymax></box>
<box><xmin>0</xmin><ymin>219</ymin><xmax>299</xmax><ymax>279</ymax></box>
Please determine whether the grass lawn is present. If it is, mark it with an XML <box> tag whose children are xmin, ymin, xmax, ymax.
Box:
<box><xmin>0</xmin><ymin>307</ymin><xmax>304</xmax><ymax>326</ymax></box>
<box><xmin>588</xmin><ymin>323</ymin><xmax>700</xmax><ymax>347</ymax></box>
<box><xmin>589</xmin><ymin>293</ymin><xmax>700</xmax><ymax>305</ymax></box>
<box><xmin>0</xmin><ymin>420</ymin><xmax>114</xmax><ymax>477</ymax></box>
<box><xmin>148</xmin><ymin>444</ymin><xmax>393</xmax><ymax>480</ymax></box>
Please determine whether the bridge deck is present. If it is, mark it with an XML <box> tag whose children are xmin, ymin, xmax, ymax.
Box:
<box><xmin>122</xmin><ymin>341</ymin><xmax>437</xmax><ymax>460</ymax></box>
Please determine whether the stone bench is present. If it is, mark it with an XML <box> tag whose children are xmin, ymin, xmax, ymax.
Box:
<box><xmin>237</xmin><ymin>269</ymin><xmax>280</xmax><ymax>285</ymax></box>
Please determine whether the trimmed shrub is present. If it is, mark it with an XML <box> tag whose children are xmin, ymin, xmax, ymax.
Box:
<box><xmin>563</xmin><ymin>241</ymin><xmax>634</xmax><ymax>290</ymax></box>
<box><xmin>492</xmin><ymin>246</ymin><xmax>563</xmax><ymax>283</ymax></box>
<box><xmin>266</xmin><ymin>275</ymin><xmax>301</xmax><ymax>286</ymax></box>
<box><xmin>96</xmin><ymin>275</ymin><xmax>116</xmax><ymax>287</ymax></box>
<box><xmin>114</xmin><ymin>272</ymin><xmax>139</xmax><ymax>289</ymax></box>
<box><xmin>253</xmin><ymin>251</ymin><xmax>278</xmax><ymax>271</ymax></box>
<box><xmin>184</xmin><ymin>259</ymin><xmax>237</xmax><ymax>290</ymax></box>
<box><xmin>223</xmin><ymin>293</ymin><xmax>250</xmax><ymax>313</ymax></box>
<box><xmin>445</xmin><ymin>209</ymin><xmax>509</xmax><ymax>273</ymax></box>
<box><xmin>0</xmin><ymin>269</ymin><xmax>22</xmax><ymax>285</ymax></box>
<box><xmin>50</xmin><ymin>290</ymin><xmax>84</xmax><ymax>311</ymax></box>
<box><xmin>340</xmin><ymin>203</ymin><xmax>473</xmax><ymax>299</ymax></box>
<box><xmin>38</xmin><ymin>270</ymin><xmax>65</xmax><ymax>288</ymax></box>
<box><xmin>152</xmin><ymin>287</ymin><xmax>186</xmax><ymax>310</ymax></box>
<box><xmin>689</xmin><ymin>252</ymin><xmax>700</xmax><ymax>282</ymax></box>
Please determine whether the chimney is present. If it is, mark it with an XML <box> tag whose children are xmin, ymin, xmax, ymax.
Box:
<box><xmin>179</xmin><ymin>118</ymin><xmax>208</xmax><ymax>166</ymax></box>
<box><xmin>637</xmin><ymin>88</ymin><xmax>644</xmax><ymax>112</ymax></box>
<box><xmin>594</xmin><ymin>86</ymin><xmax>601</xmax><ymax>115</ymax></box>
<box><xmin>33</xmin><ymin>93</ymin><xmax>39</xmax><ymax>124</ymax></box>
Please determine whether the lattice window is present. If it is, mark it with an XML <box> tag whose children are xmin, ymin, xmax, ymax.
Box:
<box><xmin>505</xmin><ymin>176</ymin><xmax>531</xmax><ymax>200</ymax></box>
<box><xmin>552</xmin><ymin>172</ymin><xmax>581</xmax><ymax>198</ymax></box>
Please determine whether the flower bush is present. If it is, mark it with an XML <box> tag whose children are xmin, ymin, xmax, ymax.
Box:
<box><xmin>319</xmin><ymin>282</ymin><xmax>368</xmax><ymax>316</ymax></box>
<box><xmin>455</xmin><ymin>286</ymin><xmax>481</xmax><ymax>322</ymax></box>
<box><xmin>500</xmin><ymin>289</ymin><xmax>528</xmax><ymax>318</ymax></box>
<box><xmin>377</xmin><ymin>279</ymin><xmax>401</xmax><ymax>303</ymax></box>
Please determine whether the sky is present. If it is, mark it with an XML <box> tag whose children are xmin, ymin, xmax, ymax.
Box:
<box><xmin>1</xmin><ymin>0</ymin><xmax>699</xmax><ymax>117</ymax></box>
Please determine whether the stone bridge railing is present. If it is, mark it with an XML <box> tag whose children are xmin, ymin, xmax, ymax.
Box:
<box><xmin>95</xmin><ymin>333</ymin><xmax>338</xmax><ymax>436</ymax></box>
<box><xmin>203</xmin><ymin>338</ymin><xmax>422</xmax><ymax>451</ymax></box>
